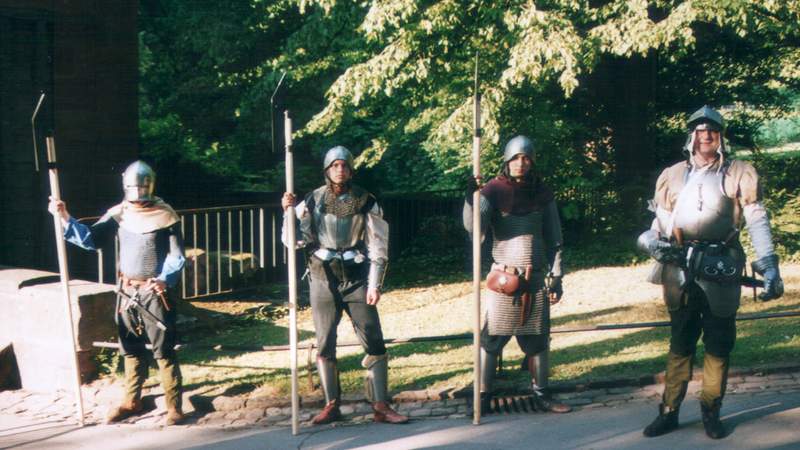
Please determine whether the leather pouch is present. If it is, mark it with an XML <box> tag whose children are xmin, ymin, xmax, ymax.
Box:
<box><xmin>486</xmin><ymin>269</ymin><xmax>521</xmax><ymax>295</ymax></box>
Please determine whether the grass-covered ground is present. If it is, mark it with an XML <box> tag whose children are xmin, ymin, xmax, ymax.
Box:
<box><xmin>154</xmin><ymin>261</ymin><xmax>800</xmax><ymax>400</ymax></box>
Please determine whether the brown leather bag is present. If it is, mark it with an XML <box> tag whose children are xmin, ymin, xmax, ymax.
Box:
<box><xmin>486</xmin><ymin>269</ymin><xmax>521</xmax><ymax>295</ymax></box>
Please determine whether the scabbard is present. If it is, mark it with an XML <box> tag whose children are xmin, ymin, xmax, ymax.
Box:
<box><xmin>158</xmin><ymin>292</ymin><xmax>171</xmax><ymax>312</ymax></box>
<box><xmin>520</xmin><ymin>265</ymin><xmax>533</xmax><ymax>326</ymax></box>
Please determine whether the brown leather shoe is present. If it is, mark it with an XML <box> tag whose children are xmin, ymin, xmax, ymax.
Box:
<box><xmin>165</xmin><ymin>407</ymin><xmax>185</xmax><ymax>426</ymax></box>
<box><xmin>372</xmin><ymin>401</ymin><xmax>409</xmax><ymax>424</ymax></box>
<box><xmin>532</xmin><ymin>391</ymin><xmax>572</xmax><ymax>413</ymax></box>
<box><xmin>106</xmin><ymin>399</ymin><xmax>143</xmax><ymax>423</ymax></box>
<box><xmin>312</xmin><ymin>400</ymin><xmax>342</xmax><ymax>425</ymax></box>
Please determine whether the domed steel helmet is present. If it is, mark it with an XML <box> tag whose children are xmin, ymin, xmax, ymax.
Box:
<box><xmin>122</xmin><ymin>160</ymin><xmax>156</xmax><ymax>202</ymax></box>
<box><xmin>503</xmin><ymin>135</ymin><xmax>535</xmax><ymax>163</ymax></box>
<box><xmin>323</xmin><ymin>146</ymin><xmax>354</xmax><ymax>171</ymax></box>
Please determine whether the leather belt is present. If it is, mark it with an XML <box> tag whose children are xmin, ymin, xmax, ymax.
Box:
<box><xmin>120</xmin><ymin>275</ymin><xmax>149</xmax><ymax>287</ymax></box>
<box><xmin>118</xmin><ymin>275</ymin><xmax>171</xmax><ymax>312</ymax></box>
<box><xmin>313</xmin><ymin>248</ymin><xmax>366</xmax><ymax>263</ymax></box>
<box><xmin>491</xmin><ymin>263</ymin><xmax>522</xmax><ymax>275</ymax></box>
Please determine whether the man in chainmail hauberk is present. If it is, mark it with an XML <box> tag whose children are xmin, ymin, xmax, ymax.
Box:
<box><xmin>638</xmin><ymin>106</ymin><xmax>784</xmax><ymax>439</ymax></box>
<box><xmin>464</xmin><ymin>135</ymin><xmax>572</xmax><ymax>415</ymax></box>
<box><xmin>281</xmin><ymin>146</ymin><xmax>408</xmax><ymax>425</ymax></box>
<box><xmin>48</xmin><ymin>161</ymin><xmax>186</xmax><ymax>426</ymax></box>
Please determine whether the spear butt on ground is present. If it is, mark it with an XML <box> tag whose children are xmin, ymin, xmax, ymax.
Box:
<box><xmin>471</xmin><ymin>57</ymin><xmax>482</xmax><ymax>425</ymax></box>
<box><xmin>284</xmin><ymin>110</ymin><xmax>300</xmax><ymax>435</ymax></box>
<box><xmin>45</xmin><ymin>136</ymin><xmax>86</xmax><ymax>427</ymax></box>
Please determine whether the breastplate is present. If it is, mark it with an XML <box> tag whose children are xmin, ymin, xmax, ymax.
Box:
<box><xmin>312</xmin><ymin>191</ymin><xmax>366</xmax><ymax>250</ymax></box>
<box><xmin>672</xmin><ymin>169</ymin><xmax>736</xmax><ymax>241</ymax></box>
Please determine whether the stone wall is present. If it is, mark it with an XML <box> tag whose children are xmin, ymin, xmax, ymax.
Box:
<box><xmin>0</xmin><ymin>266</ymin><xmax>117</xmax><ymax>392</ymax></box>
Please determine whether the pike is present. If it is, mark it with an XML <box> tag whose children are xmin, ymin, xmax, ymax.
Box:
<box><xmin>280</xmin><ymin>74</ymin><xmax>300</xmax><ymax>435</ymax></box>
<box><xmin>32</xmin><ymin>92</ymin><xmax>86</xmax><ymax>426</ymax></box>
<box><xmin>471</xmin><ymin>53</ymin><xmax>483</xmax><ymax>425</ymax></box>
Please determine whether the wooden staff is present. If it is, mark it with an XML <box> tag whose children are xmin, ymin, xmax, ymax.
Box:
<box><xmin>284</xmin><ymin>110</ymin><xmax>300</xmax><ymax>435</ymax></box>
<box><xmin>471</xmin><ymin>54</ymin><xmax>482</xmax><ymax>425</ymax></box>
<box><xmin>45</xmin><ymin>136</ymin><xmax>86</xmax><ymax>426</ymax></box>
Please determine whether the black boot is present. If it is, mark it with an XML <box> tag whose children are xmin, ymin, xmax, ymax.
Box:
<box><xmin>643</xmin><ymin>404</ymin><xmax>680</xmax><ymax>437</ymax></box>
<box><xmin>701</xmin><ymin>400</ymin><xmax>726</xmax><ymax>439</ymax></box>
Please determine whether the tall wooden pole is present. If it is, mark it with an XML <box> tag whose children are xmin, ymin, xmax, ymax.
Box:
<box><xmin>45</xmin><ymin>136</ymin><xmax>85</xmax><ymax>427</ymax></box>
<box><xmin>284</xmin><ymin>110</ymin><xmax>300</xmax><ymax>435</ymax></box>
<box><xmin>472</xmin><ymin>55</ymin><xmax>482</xmax><ymax>425</ymax></box>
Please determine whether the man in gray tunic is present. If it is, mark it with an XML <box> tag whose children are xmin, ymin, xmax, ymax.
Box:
<box><xmin>464</xmin><ymin>136</ymin><xmax>571</xmax><ymax>414</ymax></box>
<box><xmin>638</xmin><ymin>106</ymin><xmax>784</xmax><ymax>439</ymax></box>
<box><xmin>282</xmin><ymin>146</ymin><xmax>408</xmax><ymax>425</ymax></box>
<box><xmin>49</xmin><ymin>161</ymin><xmax>186</xmax><ymax>425</ymax></box>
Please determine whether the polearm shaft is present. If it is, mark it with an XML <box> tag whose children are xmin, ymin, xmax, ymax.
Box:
<box><xmin>284</xmin><ymin>110</ymin><xmax>300</xmax><ymax>435</ymax></box>
<box><xmin>45</xmin><ymin>136</ymin><xmax>85</xmax><ymax>427</ymax></box>
<box><xmin>471</xmin><ymin>54</ymin><xmax>482</xmax><ymax>425</ymax></box>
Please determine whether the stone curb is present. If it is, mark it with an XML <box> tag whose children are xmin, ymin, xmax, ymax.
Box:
<box><xmin>2</xmin><ymin>363</ymin><xmax>799</xmax><ymax>430</ymax></box>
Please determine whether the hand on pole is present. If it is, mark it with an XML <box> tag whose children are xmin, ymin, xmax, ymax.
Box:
<box><xmin>48</xmin><ymin>196</ymin><xmax>71</xmax><ymax>223</ymax></box>
<box><xmin>465</xmin><ymin>175</ymin><xmax>482</xmax><ymax>204</ymax></box>
<box><xmin>367</xmin><ymin>287</ymin><xmax>381</xmax><ymax>305</ymax></box>
<box><xmin>281</xmin><ymin>192</ymin><xmax>296</xmax><ymax>211</ymax></box>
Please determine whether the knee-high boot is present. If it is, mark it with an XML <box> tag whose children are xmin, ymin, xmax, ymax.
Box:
<box><xmin>157</xmin><ymin>357</ymin><xmax>184</xmax><ymax>425</ymax></box>
<box><xmin>106</xmin><ymin>355</ymin><xmax>147</xmax><ymax>423</ymax></box>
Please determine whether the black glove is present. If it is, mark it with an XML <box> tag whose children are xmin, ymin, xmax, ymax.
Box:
<box><xmin>547</xmin><ymin>275</ymin><xmax>563</xmax><ymax>303</ymax></box>
<box><xmin>752</xmin><ymin>255</ymin><xmax>784</xmax><ymax>301</ymax></box>
<box><xmin>465</xmin><ymin>175</ymin><xmax>481</xmax><ymax>205</ymax></box>
<box><xmin>648</xmin><ymin>239</ymin><xmax>683</xmax><ymax>265</ymax></box>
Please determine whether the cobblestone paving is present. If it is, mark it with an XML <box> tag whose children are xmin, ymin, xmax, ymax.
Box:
<box><xmin>2</xmin><ymin>366</ymin><xmax>799</xmax><ymax>430</ymax></box>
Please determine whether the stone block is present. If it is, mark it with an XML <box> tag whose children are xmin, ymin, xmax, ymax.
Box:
<box><xmin>0</xmin><ymin>267</ymin><xmax>117</xmax><ymax>391</ymax></box>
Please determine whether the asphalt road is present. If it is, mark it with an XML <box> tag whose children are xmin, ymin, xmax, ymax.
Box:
<box><xmin>2</xmin><ymin>392</ymin><xmax>799</xmax><ymax>450</ymax></box>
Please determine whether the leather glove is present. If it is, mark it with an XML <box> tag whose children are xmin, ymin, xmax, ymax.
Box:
<box><xmin>465</xmin><ymin>175</ymin><xmax>481</xmax><ymax>205</ymax></box>
<box><xmin>752</xmin><ymin>254</ymin><xmax>784</xmax><ymax>301</ymax></box>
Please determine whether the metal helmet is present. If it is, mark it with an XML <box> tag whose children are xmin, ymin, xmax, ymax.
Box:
<box><xmin>687</xmin><ymin>105</ymin><xmax>725</xmax><ymax>132</ymax></box>
<box><xmin>684</xmin><ymin>105</ymin><xmax>727</xmax><ymax>154</ymax></box>
<box><xmin>323</xmin><ymin>145</ymin><xmax>354</xmax><ymax>171</ymax></box>
<box><xmin>122</xmin><ymin>160</ymin><xmax>156</xmax><ymax>202</ymax></box>
<box><xmin>503</xmin><ymin>135</ymin><xmax>535</xmax><ymax>163</ymax></box>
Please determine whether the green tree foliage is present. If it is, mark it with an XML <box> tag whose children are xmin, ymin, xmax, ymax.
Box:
<box><xmin>140</xmin><ymin>0</ymin><xmax>800</xmax><ymax>215</ymax></box>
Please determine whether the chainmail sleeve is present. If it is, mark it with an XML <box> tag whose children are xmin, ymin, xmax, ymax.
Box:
<box><xmin>365</xmin><ymin>202</ymin><xmax>389</xmax><ymax>290</ymax></box>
